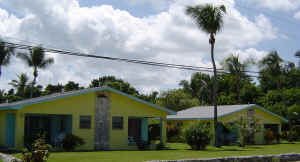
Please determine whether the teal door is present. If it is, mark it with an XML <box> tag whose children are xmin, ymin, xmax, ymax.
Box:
<box><xmin>5</xmin><ymin>113</ymin><xmax>16</xmax><ymax>147</ymax></box>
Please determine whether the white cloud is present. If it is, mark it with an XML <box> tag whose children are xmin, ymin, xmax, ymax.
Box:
<box><xmin>249</xmin><ymin>0</ymin><xmax>300</xmax><ymax>11</ymax></box>
<box><xmin>294</xmin><ymin>11</ymin><xmax>300</xmax><ymax>20</ymax></box>
<box><xmin>0</xmin><ymin>0</ymin><xmax>278</xmax><ymax>93</ymax></box>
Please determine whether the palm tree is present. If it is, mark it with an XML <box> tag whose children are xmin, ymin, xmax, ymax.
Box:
<box><xmin>259</xmin><ymin>51</ymin><xmax>283</xmax><ymax>90</ymax></box>
<box><xmin>17</xmin><ymin>46</ymin><xmax>54</xmax><ymax>98</ymax></box>
<box><xmin>9</xmin><ymin>73</ymin><xmax>29</xmax><ymax>97</ymax></box>
<box><xmin>259</xmin><ymin>51</ymin><xmax>289</xmax><ymax>127</ymax></box>
<box><xmin>186</xmin><ymin>4</ymin><xmax>226</xmax><ymax>147</ymax></box>
<box><xmin>0</xmin><ymin>40</ymin><xmax>15</xmax><ymax>78</ymax></box>
<box><xmin>222</xmin><ymin>54</ymin><xmax>253</xmax><ymax>103</ymax></box>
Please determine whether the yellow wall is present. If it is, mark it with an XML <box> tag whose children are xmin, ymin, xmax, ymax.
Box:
<box><xmin>109</xmin><ymin>92</ymin><xmax>168</xmax><ymax>150</ymax></box>
<box><xmin>0</xmin><ymin>90</ymin><xmax>169</xmax><ymax>150</ymax></box>
<box><xmin>15</xmin><ymin>92</ymin><xmax>96</xmax><ymax>150</ymax></box>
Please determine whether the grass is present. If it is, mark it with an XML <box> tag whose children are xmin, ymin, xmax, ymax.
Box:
<box><xmin>12</xmin><ymin>142</ymin><xmax>300</xmax><ymax>162</ymax></box>
<box><xmin>0</xmin><ymin>157</ymin><xmax>3</xmax><ymax>162</ymax></box>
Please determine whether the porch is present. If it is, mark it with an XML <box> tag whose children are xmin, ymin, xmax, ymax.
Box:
<box><xmin>24</xmin><ymin>114</ymin><xmax>72</xmax><ymax>148</ymax></box>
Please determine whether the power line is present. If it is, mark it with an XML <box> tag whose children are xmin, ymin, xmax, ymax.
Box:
<box><xmin>3</xmin><ymin>40</ymin><xmax>261</xmax><ymax>78</ymax></box>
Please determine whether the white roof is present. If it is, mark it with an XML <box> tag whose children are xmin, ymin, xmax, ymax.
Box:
<box><xmin>167</xmin><ymin>104</ymin><xmax>255</xmax><ymax>120</ymax></box>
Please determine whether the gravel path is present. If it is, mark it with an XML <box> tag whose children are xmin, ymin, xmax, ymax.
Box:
<box><xmin>0</xmin><ymin>153</ymin><xmax>21</xmax><ymax>162</ymax></box>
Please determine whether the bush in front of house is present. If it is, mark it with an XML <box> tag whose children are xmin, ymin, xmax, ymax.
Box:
<box><xmin>61</xmin><ymin>134</ymin><xmax>85</xmax><ymax>151</ymax></box>
<box><xmin>22</xmin><ymin>135</ymin><xmax>51</xmax><ymax>162</ymax></box>
<box><xmin>183</xmin><ymin>122</ymin><xmax>212</xmax><ymax>150</ymax></box>
<box><xmin>167</xmin><ymin>123</ymin><xmax>184</xmax><ymax>143</ymax></box>
<box><xmin>136</xmin><ymin>140</ymin><xmax>149</xmax><ymax>150</ymax></box>
<box><xmin>287</xmin><ymin>125</ymin><xmax>300</xmax><ymax>142</ymax></box>
<box><xmin>264</xmin><ymin>128</ymin><xmax>275</xmax><ymax>144</ymax></box>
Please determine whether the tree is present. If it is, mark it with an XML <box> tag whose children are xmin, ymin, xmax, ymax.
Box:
<box><xmin>157</xmin><ymin>89</ymin><xmax>199</xmax><ymax>112</ymax></box>
<box><xmin>258</xmin><ymin>51</ymin><xmax>289</xmax><ymax>127</ymax></box>
<box><xmin>17</xmin><ymin>46</ymin><xmax>54</xmax><ymax>98</ymax></box>
<box><xmin>43</xmin><ymin>83</ymin><xmax>64</xmax><ymax>95</ymax></box>
<box><xmin>0</xmin><ymin>40</ymin><xmax>15</xmax><ymax>78</ymax></box>
<box><xmin>259</xmin><ymin>51</ymin><xmax>283</xmax><ymax>91</ymax></box>
<box><xmin>222</xmin><ymin>54</ymin><xmax>253</xmax><ymax>103</ymax></box>
<box><xmin>64</xmin><ymin>81</ymin><xmax>82</xmax><ymax>92</ymax></box>
<box><xmin>89</xmin><ymin>76</ymin><xmax>139</xmax><ymax>96</ymax></box>
<box><xmin>180</xmin><ymin>72</ymin><xmax>212</xmax><ymax>105</ymax></box>
<box><xmin>9</xmin><ymin>73</ymin><xmax>29</xmax><ymax>97</ymax></box>
<box><xmin>186</xmin><ymin>4</ymin><xmax>226</xmax><ymax>146</ymax></box>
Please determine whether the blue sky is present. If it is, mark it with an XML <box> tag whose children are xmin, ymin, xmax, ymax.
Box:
<box><xmin>0</xmin><ymin>0</ymin><xmax>299</xmax><ymax>92</ymax></box>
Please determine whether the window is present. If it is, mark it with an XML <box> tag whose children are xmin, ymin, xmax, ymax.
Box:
<box><xmin>80</xmin><ymin>116</ymin><xmax>91</xmax><ymax>129</ymax></box>
<box><xmin>112</xmin><ymin>116</ymin><xmax>123</xmax><ymax>129</ymax></box>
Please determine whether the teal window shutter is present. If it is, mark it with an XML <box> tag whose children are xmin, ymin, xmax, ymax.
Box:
<box><xmin>5</xmin><ymin>113</ymin><xmax>16</xmax><ymax>147</ymax></box>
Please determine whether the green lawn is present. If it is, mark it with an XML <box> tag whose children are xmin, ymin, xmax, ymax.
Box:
<box><xmin>0</xmin><ymin>157</ymin><xmax>3</xmax><ymax>162</ymax></box>
<box><xmin>13</xmin><ymin>142</ymin><xmax>300</xmax><ymax>162</ymax></box>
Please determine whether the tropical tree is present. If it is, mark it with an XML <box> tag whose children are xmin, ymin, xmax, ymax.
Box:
<box><xmin>186</xmin><ymin>4</ymin><xmax>226</xmax><ymax>146</ymax></box>
<box><xmin>222</xmin><ymin>54</ymin><xmax>253</xmax><ymax>103</ymax></box>
<box><xmin>258</xmin><ymin>51</ymin><xmax>290</xmax><ymax>127</ymax></box>
<box><xmin>9</xmin><ymin>73</ymin><xmax>29</xmax><ymax>97</ymax></box>
<box><xmin>17</xmin><ymin>46</ymin><xmax>54</xmax><ymax>98</ymax></box>
<box><xmin>0</xmin><ymin>40</ymin><xmax>15</xmax><ymax>78</ymax></box>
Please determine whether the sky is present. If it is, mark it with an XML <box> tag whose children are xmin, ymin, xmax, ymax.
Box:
<box><xmin>0</xmin><ymin>0</ymin><xmax>299</xmax><ymax>94</ymax></box>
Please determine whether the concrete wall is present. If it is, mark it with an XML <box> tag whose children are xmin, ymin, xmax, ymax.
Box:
<box><xmin>147</xmin><ymin>153</ymin><xmax>300</xmax><ymax>162</ymax></box>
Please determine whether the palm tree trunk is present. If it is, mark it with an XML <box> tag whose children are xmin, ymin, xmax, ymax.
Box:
<box><xmin>237</xmin><ymin>76</ymin><xmax>241</xmax><ymax>103</ymax></box>
<box><xmin>210</xmin><ymin>34</ymin><xmax>218</xmax><ymax>147</ymax></box>
<box><xmin>31</xmin><ymin>67</ymin><xmax>38</xmax><ymax>98</ymax></box>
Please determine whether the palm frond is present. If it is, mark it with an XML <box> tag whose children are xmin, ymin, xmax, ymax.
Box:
<box><xmin>0</xmin><ymin>40</ymin><xmax>15</xmax><ymax>66</ymax></box>
<box><xmin>39</xmin><ymin>58</ymin><xmax>54</xmax><ymax>69</ymax></box>
<box><xmin>186</xmin><ymin>4</ymin><xmax>226</xmax><ymax>35</ymax></box>
<box><xmin>17</xmin><ymin>52</ymin><xmax>33</xmax><ymax>66</ymax></box>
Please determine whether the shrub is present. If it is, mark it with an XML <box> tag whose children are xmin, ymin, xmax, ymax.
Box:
<box><xmin>264</xmin><ymin>128</ymin><xmax>275</xmax><ymax>144</ymax></box>
<box><xmin>61</xmin><ymin>134</ymin><xmax>85</xmax><ymax>151</ymax></box>
<box><xmin>22</xmin><ymin>135</ymin><xmax>51</xmax><ymax>162</ymax></box>
<box><xmin>183</xmin><ymin>122</ymin><xmax>211</xmax><ymax>150</ymax></box>
<box><xmin>287</xmin><ymin>125</ymin><xmax>300</xmax><ymax>142</ymax></box>
<box><xmin>167</xmin><ymin>122</ymin><xmax>184</xmax><ymax>143</ymax></box>
<box><xmin>149</xmin><ymin>124</ymin><xmax>160</xmax><ymax>141</ymax></box>
<box><xmin>235</xmin><ymin>116</ymin><xmax>261</xmax><ymax>147</ymax></box>
<box><xmin>136</xmin><ymin>140</ymin><xmax>149</xmax><ymax>151</ymax></box>
<box><xmin>156</xmin><ymin>142</ymin><xmax>166</xmax><ymax>150</ymax></box>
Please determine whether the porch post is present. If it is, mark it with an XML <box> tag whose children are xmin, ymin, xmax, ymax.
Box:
<box><xmin>141</xmin><ymin>118</ymin><xmax>148</xmax><ymax>142</ymax></box>
<box><xmin>159</xmin><ymin>118</ymin><xmax>163</xmax><ymax>143</ymax></box>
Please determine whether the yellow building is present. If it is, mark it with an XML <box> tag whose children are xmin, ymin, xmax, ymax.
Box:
<box><xmin>0</xmin><ymin>87</ymin><xmax>175</xmax><ymax>150</ymax></box>
<box><xmin>167</xmin><ymin>104</ymin><xmax>288</xmax><ymax>145</ymax></box>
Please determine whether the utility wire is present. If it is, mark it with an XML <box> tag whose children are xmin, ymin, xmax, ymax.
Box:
<box><xmin>3</xmin><ymin>40</ymin><xmax>261</xmax><ymax>78</ymax></box>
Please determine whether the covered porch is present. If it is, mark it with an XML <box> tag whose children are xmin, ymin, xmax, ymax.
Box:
<box><xmin>127</xmin><ymin>117</ymin><xmax>165</xmax><ymax>146</ymax></box>
<box><xmin>24</xmin><ymin>114</ymin><xmax>72</xmax><ymax>147</ymax></box>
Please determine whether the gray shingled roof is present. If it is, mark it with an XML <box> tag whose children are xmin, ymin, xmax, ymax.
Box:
<box><xmin>167</xmin><ymin>104</ymin><xmax>256</xmax><ymax>120</ymax></box>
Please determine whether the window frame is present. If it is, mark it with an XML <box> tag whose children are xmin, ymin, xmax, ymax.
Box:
<box><xmin>112</xmin><ymin>116</ymin><xmax>124</xmax><ymax>130</ymax></box>
<box><xmin>79</xmin><ymin>115</ymin><xmax>92</xmax><ymax>129</ymax></box>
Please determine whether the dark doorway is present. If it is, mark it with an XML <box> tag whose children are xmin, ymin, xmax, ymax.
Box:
<box><xmin>128</xmin><ymin>118</ymin><xmax>141</xmax><ymax>144</ymax></box>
